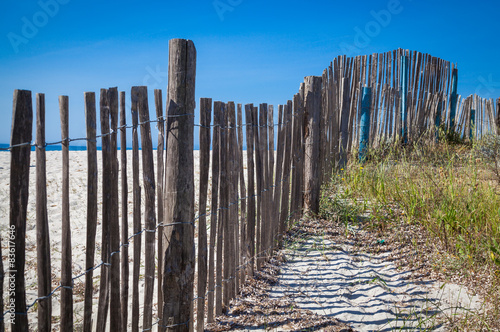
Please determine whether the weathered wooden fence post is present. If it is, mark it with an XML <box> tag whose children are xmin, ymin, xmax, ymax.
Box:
<box><xmin>359</xmin><ymin>87</ymin><xmax>372</xmax><ymax>162</ymax></box>
<box><xmin>59</xmin><ymin>95</ymin><xmax>73</xmax><ymax>331</ymax></box>
<box><xmin>267</xmin><ymin>105</ymin><xmax>276</xmax><ymax>249</ymax></box>
<box><xmin>161</xmin><ymin>38</ymin><xmax>196</xmax><ymax>332</ymax></box>
<box><xmin>36</xmin><ymin>93</ymin><xmax>52</xmax><ymax>332</ymax></box>
<box><xmin>220</xmin><ymin>102</ymin><xmax>230</xmax><ymax>305</ymax></box>
<box><xmin>244</xmin><ymin>104</ymin><xmax>256</xmax><ymax>276</ymax></box>
<box><xmin>96</xmin><ymin>89</ymin><xmax>110</xmax><ymax>332</ymax></box>
<box><xmin>135</xmin><ymin>86</ymin><xmax>156</xmax><ymax>330</ymax></box>
<box><xmin>274</xmin><ymin>105</ymin><xmax>284</xmax><ymax>246</ymax></box>
<box><xmin>213</xmin><ymin>101</ymin><xmax>224</xmax><ymax>316</ymax></box>
<box><xmin>449</xmin><ymin>67</ymin><xmax>458</xmax><ymax>132</ymax></box>
<box><xmin>259</xmin><ymin>103</ymin><xmax>270</xmax><ymax>262</ymax></box>
<box><xmin>279</xmin><ymin>101</ymin><xmax>292</xmax><ymax>233</ymax></box>
<box><xmin>237</xmin><ymin>103</ymin><xmax>247</xmax><ymax>285</ymax></box>
<box><xmin>252</xmin><ymin>105</ymin><xmax>263</xmax><ymax>270</ymax></box>
<box><xmin>83</xmin><ymin>92</ymin><xmax>97</xmax><ymax>332</ymax></box>
<box><xmin>120</xmin><ymin>91</ymin><xmax>130</xmax><ymax>331</ymax></box>
<box><xmin>207</xmin><ymin>99</ymin><xmax>220</xmax><ymax>322</ymax></box>
<box><xmin>119</xmin><ymin>90</ymin><xmax>129</xmax><ymax>332</ymax></box>
<box><xmin>400</xmin><ymin>55</ymin><xmax>408</xmax><ymax>143</ymax></box>
<box><xmin>155</xmin><ymin>89</ymin><xmax>165</xmax><ymax>324</ymax></box>
<box><xmin>303</xmin><ymin>76</ymin><xmax>322</xmax><ymax>214</ymax></box>
<box><xmin>197</xmin><ymin>97</ymin><xmax>211</xmax><ymax>332</ymax></box>
<box><xmin>131</xmin><ymin>91</ymin><xmax>141</xmax><ymax>332</ymax></box>
<box><xmin>290</xmin><ymin>94</ymin><xmax>302</xmax><ymax>224</ymax></box>
<box><xmin>10</xmin><ymin>89</ymin><xmax>32</xmax><ymax>331</ymax></box>
<box><xmin>108</xmin><ymin>87</ymin><xmax>121</xmax><ymax>332</ymax></box>
<box><xmin>339</xmin><ymin>78</ymin><xmax>351</xmax><ymax>171</ymax></box>
<box><xmin>227</xmin><ymin>101</ymin><xmax>238</xmax><ymax>300</ymax></box>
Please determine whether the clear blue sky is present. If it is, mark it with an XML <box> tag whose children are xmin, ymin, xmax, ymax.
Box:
<box><xmin>1</xmin><ymin>0</ymin><xmax>499</xmax><ymax>147</ymax></box>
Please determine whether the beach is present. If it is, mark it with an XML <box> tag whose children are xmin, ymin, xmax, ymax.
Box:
<box><xmin>0</xmin><ymin>150</ymin><xmax>205</xmax><ymax>331</ymax></box>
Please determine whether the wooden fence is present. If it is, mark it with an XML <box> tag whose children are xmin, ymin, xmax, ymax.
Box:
<box><xmin>2</xmin><ymin>40</ymin><xmax>500</xmax><ymax>332</ymax></box>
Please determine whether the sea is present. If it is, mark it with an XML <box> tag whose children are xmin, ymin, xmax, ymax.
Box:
<box><xmin>0</xmin><ymin>144</ymin><xmax>201</xmax><ymax>151</ymax></box>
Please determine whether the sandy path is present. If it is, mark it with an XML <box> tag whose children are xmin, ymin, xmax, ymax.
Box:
<box><xmin>270</xmin><ymin>235</ymin><xmax>483</xmax><ymax>331</ymax></box>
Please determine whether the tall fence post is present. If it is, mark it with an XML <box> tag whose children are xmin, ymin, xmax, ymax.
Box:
<box><xmin>96</xmin><ymin>89</ymin><xmax>111</xmax><ymax>332</ymax></box>
<box><xmin>197</xmin><ymin>97</ymin><xmax>211</xmax><ymax>332</ymax></box>
<box><xmin>339</xmin><ymin>78</ymin><xmax>351</xmax><ymax>170</ymax></box>
<box><xmin>83</xmin><ymin>92</ymin><xmax>97</xmax><ymax>332</ymax></box>
<box><xmin>119</xmin><ymin>90</ymin><xmax>129</xmax><ymax>332</ymax></box>
<box><xmin>449</xmin><ymin>67</ymin><xmax>458</xmax><ymax>132</ymax></box>
<box><xmin>227</xmin><ymin>101</ymin><xmax>238</xmax><ymax>300</ymax></box>
<box><xmin>279</xmin><ymin>101</ymin><xmax>292</xmax><ymax>233</ymax></box>
<box><xmin>359</xmin><ymin>87</ymin><xmax>372</xmax><ymax>162</ymax></box>
<box><xmin>303</xmin><ymin>76</ymin><xmax>322</xmax><ymax>214</ymax></box>
<box><xmin>108</xmin><ymin>87</ymin><xmax>121</xmax><ymax>332</ymax></box>
<box><xmin>135</xmin><ymin>86</ymin><xmax>156</xmax><ymax>331</ymax></box>
<box><xmin>59</xmin><ymin>95</ymin><xmax>73</xmax><ymax>331</ymax></box>
<box><xmin>130</xmin><ymin>91</ymin><xmax>142</xmax><ymax>332</ymax></box>
<box><xmin>244</xmin><ymin>104</ymin><xmax>256</xmax><ymax>277</ymax></box>
<box><xmin>400</xmin><ymin>55</ymin><xmax>408</xmax><ymax>143</ymax></box>
<box><xmin>10</xmin><ymin>89</ymin><xmax>32</xmax><ymax>331</ymax></box>
<box><xmin>258</xmin><ymin>103</ymin><xmax>270</xmax><ymax>262</ymax></box>
<box><xmin>36</xmin><ymin>93</ymin><xmax>52</xmax><ymax>332</ymax></box>
<box><xmin>161</xmin><ymin>38</ymin><xmax>196</xmax><ymax>332</ymax></box>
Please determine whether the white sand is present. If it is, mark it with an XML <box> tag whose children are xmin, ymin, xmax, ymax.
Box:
<box><xmin>270</xmin><ymin>236</ymin><xmax>484</xmax><ymax>331</ymax></box>
<box><xmin>0</xmin><ymin>150</ymin><xmax>203</xmax><ymax>331</ymax></box>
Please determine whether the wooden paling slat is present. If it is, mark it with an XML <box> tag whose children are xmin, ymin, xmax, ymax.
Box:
<box><xmin>268</xmin><ymin>105</ymin><xmax>276</xmax><ymax>248</ymax></box>
<box><xmin>119</xmin><ymin>90</ymin><xmax>129</xmax><ymax>332</ymax></box>
<box><xmin>303</xmin><ymin>77</ymin><xmax>322</xmax><ymax>214</ymax></box>
<box><xmin>10</xmin><ymin>89</ymin><xmax>32</xmax><ymax>332</ymax></box>
<box><xmin>236</xmin><ymin>103</ymin><xmax>247</xmax><ymax>286</ymax></box>
<box><xmin>134</xmin><ymin>86</ymin><xmax>156</xmax><ymax>330</ymax></box>
<box><xmin>36</xmin><ymin>93</ymin><xmax>52</xmax><ymax>332</ymax></box>
<box><xmin>244</xmin><ymin>104</ymin><xmax>256</xmax><ymax>276</ymax></box>
<box><xmin>83</xmin><ymin>92</ymin><xmax>97</xmax><ymax>332</ymax></box>
<box><xmin>197</xmin><ymin>97</ymin><xmax>211</xmax><ymax>331</ymax></box>
<box><xmin>208</xmin><ymin>101</ymin><xmax>220</xmax><ymax>320</ymax></box>
<box><xmin>274</xmin><ymin>104</ymin><xmax>284</xmax><ymax>246</ymax></box>
<box><xmin>96</xmin><ymin>89</ymin><xmax>110</xmax><ymax>332</ymax></box>
<box><xmin>279</xmin><ymin>100</ymin><xmax>293</xmax><ymax>233</ymax></box>
<box><xmin>253</xmin><ymin>105</ymin><xmax>262</xmax><ymax>270</ymax></box>
<box><xmin>220</xmin><ymin>102</ymin><xmax>230</xmax><ymax>306</ymax></box>
<box><xmin>290</xmin><ymin>95</ymin><xmax>302</xmax><ymax>224</ymax></box>
<box><xmin>59</xmin><ymin>95</ymin><xmax>73</xmax><ymax>332</ymax></box>
<box><xmin>108</xmin><ymin>87</ymin><xmax>122</xmax><ymax>332</ymax></box>
<box><xmin>131</xmin><ymin>89</ymin><xmax>141</xmax><ymax>332</ymax></box>
<box><xmin>155</xmin><ymin>89</ymin><xmax>164</xmax><ymax>323</ymax></box>
<box><xmin>227</xmin><ymin>101</ymin><xmax>238</xmax><ymax>300</ymax></box>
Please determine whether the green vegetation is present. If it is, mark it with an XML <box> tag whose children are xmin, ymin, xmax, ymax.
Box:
<box><xmin>320</xmin><ymin>133</ymin><xmax>500</xmax><ymax>329</ymax></box>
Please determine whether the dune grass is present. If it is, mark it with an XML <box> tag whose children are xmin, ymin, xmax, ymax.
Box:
<box><xmin>320</xmin><ymin>133</ymin><xmax>500</xmax><ymax>330</ymax></box>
